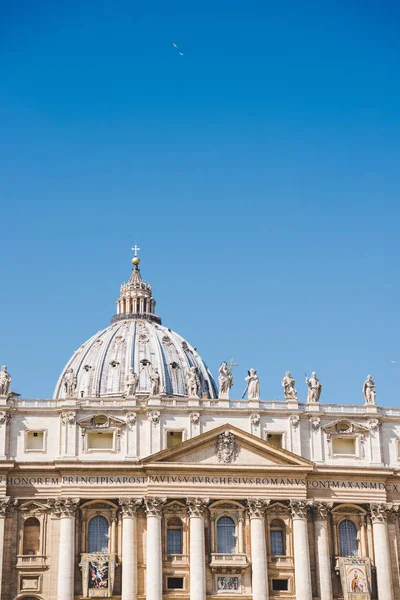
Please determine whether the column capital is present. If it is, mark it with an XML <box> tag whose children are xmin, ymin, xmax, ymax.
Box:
<box><xmin>144</xmin><ymin>497</ymin><xmax>166</xmax><ymax>517</ymax></box>
<box><xmin>186</xmin><ymin>497</ymin><xmax>209</xmax><ymax>517</ymax></box>
<box><xmin>247</xmin><ymin>498</ymin><xmax>270</xmax><ymax>519</ymax></box>
<box><xmin>289</xmin><ymin>499</ymin><xmax>312</xmax><ymax>520</ymax></box>
<box><xmin>48</xmin><ymin>497</ymin><xmax>80</xmax><ymax>518</ymax></box>
<box><xmin>313</xmin><ymin>501</ymin><xmax>333</xmax><ymax>520</ymax></box>
<box><xmin>0</xmin><ymin>497</ymin><xmax>17</xmax><ymax>517</ymax></box>
<box><xmin>370</xmin><ymin>502</ymin><xmax>394</xmax><ymax>524</ymax></box>
<box><xmin>119</xmin><ymin>497</ymin><xmax>142</xmax><ymax>517</ymax></box>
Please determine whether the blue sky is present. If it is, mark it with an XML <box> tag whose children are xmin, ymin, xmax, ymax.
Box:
<box><xmin>1</xmin><ymin>0</ymin><xmax>399</xmax><ymax>404</ymax></box>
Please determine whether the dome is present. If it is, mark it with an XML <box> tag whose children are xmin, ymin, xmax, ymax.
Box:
<box><xmin>53</xmin><ymin>251</ymin><xmax>217</xmax><ymax>399</ymax></box>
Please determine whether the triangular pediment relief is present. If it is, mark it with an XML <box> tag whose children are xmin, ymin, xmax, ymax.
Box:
<box><xmin>76</xmin><ymin>413</ymin><xmax>126</xmax><ymax>429</ymax></box>
<box><xmin>321</xmin><ymin>419</ymin><xmax>369</xmax><ymax>435</ymax></box>
<box><xmin>142</xmin><ymin>424</ymin><xmax>313</xmax><ymax>469</ymax></box>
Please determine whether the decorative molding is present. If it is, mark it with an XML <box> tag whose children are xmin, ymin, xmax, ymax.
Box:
<box><xmin>76</xmin><ymin>414</ymin><xmax>125</xmax><ymax>429</ymax></box>
<box><xmin>186</xmin><ymin>497</ymin><xmax>209</xmax><ymax>517</ymax></box>
<box><xmin>147</xmin><ymin>411</ymin><xmax>160</xmax><ymax>425</ymax></box>
<box><xmin>289</xmin><ymin>500</ymin><xmax>312</xmax><ymax>520</ymax></box>
<box><xmin>190</xmin><ymin>412</ymin><xmax>200</xmax><ymax>425</ymax></box>
<box><xmin>368</xmin><ymin>418</ymin><xmax>381</xmax><ymax>433</ymax></box>
<box><xmin>310</xmin><ymin>416</ymin><xmax>321</xmax><ymax>431</ymax></box>
<box><xmin>215</xmin><ymin>430</ymin><xmax>239</xmax><ymax>464</ymax></box>
<box><xmin>322</xmin><ymin>419</ymin><xmax>369</xmax><ymax>435</ymax></box>
<box><xmin>61</xmin><ymin>411</ymin><xmax>76</xmax><ymax>425</ymax></box>
<box><xmin>290</xmin><ymin>415</ymin><xmax>300</xmax><ymax>428</ymax></box>
<box><xmin>246</xmin><ymin>498</ymin><xmax>270</xmax><ymax>519</ymax></box>
<box><xmin>250</xmin><ymin>414</ymin><xmax>260</xmax><ymax>427</ymax></box>
<box><xmin>119</xmin><ymin>497</ymin><xmax>142</xmax><ymax>517</ymax></box>
<box><xmin>144</xmin><ymin>497</ymin><xmax>166</xmax><ymax>517</ymax></box>
<box><xmin>313</xmin><ymin>501</ymin><xmax>333</xmax><ymax>520</ymax></box>
<box><xmin>126</xmin><ymin>412</ymin><xmax>137</xmax><ymax>426</ymax></box>
<box><xmin>48</xmin><ymin>497</ymin><xmax>80</xmax><ymax>518</ymax></box>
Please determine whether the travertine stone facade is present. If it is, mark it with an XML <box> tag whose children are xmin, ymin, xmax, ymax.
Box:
<box><xmin>3</xmin><ymin>254</ymin><xmax>400</xmax><ymax>600</ymax></box>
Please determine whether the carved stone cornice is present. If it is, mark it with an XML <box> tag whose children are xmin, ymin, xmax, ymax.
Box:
<box><xmin>144</xmin><ymin>497</ymin><xmax>166</xmax><ymax>517</ymax></box>
<box><xmin>186</xmin><ymin>497</ymin><xmax>209</xmax><ymax>517</ymax></box>
<box><xmin>289</xmin><ymin>500</ymin><xmax>312</xmax><ymax>520</ymax></box>
<box><xmin>370</xmin><ymin>503</ymin><xmax>393</xmax><ymax>524</ymax></box>
<box><xmin>247</xmin><ymin>498</ymin><xmax>270</xmax><ymax>519</ymax></box>
<box><xmin>119</xmin><ymin>497</ymin><xmax>142</xmax><ymax>517</ymax></box>
<box><xmin>313</xmin><ymin>501</ymin><xmax>333</xmax><ymax>520</ymax></box>
<box><xmin>48</xmin><ymin>497</ymin><xmax>80</xmax><ymax>518</ymax></box>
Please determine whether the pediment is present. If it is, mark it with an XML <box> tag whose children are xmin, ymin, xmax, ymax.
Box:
<box><xmin>76</xmin><ymin>413</ymin><xmax>126</xmax><ymax>429</ymax></box>
<box><xmin>321</xmin><ymin>419</ymin><xmax>369</xmax><ymax>435</ymax></box>
<box><xmin>142</xmin><ymin>424</ymin><xmax>313</xmax><ymax>469</ymax></box>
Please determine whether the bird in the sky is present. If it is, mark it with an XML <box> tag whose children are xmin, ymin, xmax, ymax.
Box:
<box><xmin>179</xmin><ymin>52</ymin><xmax>184</xmax><ymax>56</ymax></box>
<box><xmin>172</xmin><ymin>43</ymin><xmax>178</xmax><ymax>48</ymax></box>
<box><xmin>391</xmin><ymin>360</ymin><xmax>397</xmax><ymax>364</ymax></box>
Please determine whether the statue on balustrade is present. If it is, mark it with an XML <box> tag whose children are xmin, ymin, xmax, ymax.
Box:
<box><xmin>363</xmin><ymin>374</ymin><xmax>376</xmax><ymax>405</ymax></box>
<box><xmin>186</xmin><ymin>366</ymin><xmax>200</xmax><ymax>398</ymax></box>
<box><xmin>281</xmin><ymin>371</ymin><xmax>298</xmax><ymax>400</ymax></box>
<box><xmin>149</xmin><ymin>367</ymin><xmax>161</xmax><ymax>396</ymax></box>
<box><xmin>0</xmin><ymin>366</ymin><xmax>11</xmax><ymax>396</ymax></box>
<box><xmin>125</xmin><ymin>368</ymin><xmax>139</xmax><ymax>397</ymax></box>
<box><xmin>218</xmin><ymin>362</ymin><xmax>233</xmax><ymax>399</ymax></box>
<box><xmin>243</xmin><ymin>368</ymin><xmax>260</xmax><ymax>400</ymax></box>
<box><xmin>63</xmin><ymin>367</ymin><xmax>77</xmax><ymax>397</ymax></box>
<box><xmin>305</xmin><ymin>371</ymin><xmax>322</xmax><ymax>403</ymax></box>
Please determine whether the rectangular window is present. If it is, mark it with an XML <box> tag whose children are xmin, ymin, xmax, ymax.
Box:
<box><xmin>167</xmin><ymin>529</ymin><xmax>182</xmax><ymax>554</ymax></box>
<box><xmin>270</xmin><ymin>530</ymin><xmax>284</xmax><ymax>556</ymax></box>
<box><xmin>167</xmin><ymin>431</ymin><xmax>183</xmax><ymax>449</ymax></box>
<box><xmin>267</xmin><ymin>433</ymin><xmax>283</xmax><ymax>448</ymax></box>
<box><xmin>272</xmin><ymin>579</ymin><xmax>289</xmax><ymax>591</ymax></box>
<box><xmin>167</xmin><ymin>577</ymin><xmax>184</xmax><ymax>590</ymax></box>
<box><xmin>25</xmin><ymin>431</ymin><xmax>45</xmax><ymax>451</ymax></box>
<box><xmin>87</xmin><ymin>431</ymin><xmax>114</xmax><ymax>450</ymax></box>
<box><xmin>332</xmin><ymin>436</ymin><xmax>356</xmax><ymax>455</ymax></box>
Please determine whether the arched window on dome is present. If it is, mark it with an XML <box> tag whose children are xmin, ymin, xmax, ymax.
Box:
<box><xmin>167</xmin><ymin>517</ymin><xmax>183</xmax><ymax>555</ymax></box>
<box><xmin>339</xmin><ymin>519</ymin><xmax>358</xmax><ymax>557</ymax></box>
<box><xmin>23</xmin><ymin>517</ymin><xmax>40</xmax><ymax>555</ymax></box>
<box><xmin>270</xmin><ymin>519</ymin><xmax>285</xmax><ymax>556</ymax></box>
<box><xmin>217</xmin><ymin>516</ymin><xmax>236</xmax><ymax>554</ymax></box>
<box><xmin>88</xmin><ymin>516</ymin><xmax>109</xmax><ymax>553</ymax></box>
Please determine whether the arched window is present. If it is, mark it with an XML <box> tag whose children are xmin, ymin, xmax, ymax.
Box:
<box><xmin>167</xmin><ymin>517</ymin><xmax>183</xmax><ymax>554</ymax></box>
<box><xmin>23</xmin><ymin>517</ymin><xmax>40</xmax><ymax>555</ymax></box>
<box><xmin>217</xmin><ymin>516</ymin><xmax>236</xmax><ymax>554</ymax></box>
<box><xmin>270</xmin><ymin>519</ymin><xmax>285</xmax><ymax>556</ymax></box>
<box><xmin>339</xmin><ymin>519</ymin><xmax>358</xmax><ymax>557</ymax></box>
<box><xmin>88</xmin><ymin>516</ymin><xmax>109</xmax><ymax>553</ymax></box>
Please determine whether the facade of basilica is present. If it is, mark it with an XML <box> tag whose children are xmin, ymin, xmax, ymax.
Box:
<box><xmin>1</xmin><ymin>251</ymin><xmax>400</xmax><ymax>600</ymax></box>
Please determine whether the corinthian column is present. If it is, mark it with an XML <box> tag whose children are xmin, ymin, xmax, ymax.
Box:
<box><xmin>49</xmin><ymin>497</ymin><xmax>80</xmax><ymax>600</ymax></box>
<box><xmin>370</xmin><ymin>504</ymin><xmax>394</xmax><ymax>600</ymax></box>
<box><xmin>247</xmin><ymin>499</ymin><xmax>270</xmax><ymax>600</ymax></box>
<box><xmin>144</xmin><ymin>497</ymin><xmax>166</xmax><ymax>600</ymax></box>
<box><xmin>290</xmin><ymin>501</ymin><xmax>312</xmax><ymax>600</ymax></box>
<box><xmin>187</xmin><ymin>498</ymin><xmax>209</xmax><ymax>600</ymax></box>
<box><xmin>313</xmin><ymin>502</ymin><xmax>333</xmax><ymax>600</ymax></box>
<box><xmin>119</xmin><ymin>498</ymin><xmax>142</xmax><ymax>600</ymax></box>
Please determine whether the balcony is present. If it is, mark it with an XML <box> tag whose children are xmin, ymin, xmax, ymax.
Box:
<box><xmin>16</xmin><ymin>554</ymin><xmax>48</xmax><ymax>569</ymax></box>
<box><xmin>210</xmin><ymin>553</ymin><xmax>248</xmax><ymax>570</ymax></box>
<box><xmin>163</xmin><ymin>553</ymin><xmax>189</xmax><ymax>565</ymax></box>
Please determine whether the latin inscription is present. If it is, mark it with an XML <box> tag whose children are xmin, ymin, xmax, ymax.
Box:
<box><xmin>2</xmin><ymin>475</ymin><xmax>400</xmax><ymax>492</ymax></box>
